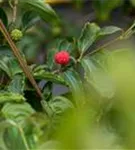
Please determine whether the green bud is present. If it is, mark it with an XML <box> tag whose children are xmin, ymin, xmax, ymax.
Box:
<box><xmin>11</xmin><ymin>29</ymin><xmax>23</xmax><ymax>41</ymax></box>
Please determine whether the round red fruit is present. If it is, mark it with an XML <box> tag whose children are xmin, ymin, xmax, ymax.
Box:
<box><xmin>54</xmin><ymin>51</ymin><xmax>70</xmax><ymax>65</ymax></box>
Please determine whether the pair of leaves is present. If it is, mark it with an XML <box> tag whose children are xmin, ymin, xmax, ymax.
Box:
<box><xmin>78</xmin><ymin>22</ymin><xmax>122</xmax><ymax>56</ymax></box>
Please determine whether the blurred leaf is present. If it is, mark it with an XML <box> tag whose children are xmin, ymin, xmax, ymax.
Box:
<box><xmin>130</xmin><ymin>0</ymin><xmax>135</xmax><ymax>6</ymax></box>
<box><xmin>72</xmin><ymin>0</ymin><xmax>84</xmax><ymax>10</ymax></box>
<box><xmin>99</xmin><ymin>26</ymin><xmax>122</xmax><ymax>36</ymax></box>
<box><xmin>78</xmin><ymin>22</ymin><xmax>100</xmax><ymax>54</ymax></box>
<box><xmin>81</xmin><ymin>51</ymin><xmax>115</xmax><ymax>98</ymax></box>
<box><xmin>38</xmin><ymin>140</ymin><xmax>60</xmax><ymax>149</ymax></box>
<box><xmin>22</xmin><ymin>10</ymin><xmax>40</xmax><ymax>31</ymax></box>
<box><xmin>0</xmin><ymin>8</ymin><xmax>8</xmax><ymax>27</ymax></box>
<box><xmin>20</xmin><ymin>0</ymin><xmax>60</xmax><ymax>26</ymax></box>
<box><xmin>41</xmin><ymin>96</ymin><xmax>74</xmax><ymax>132</ymax></box>
<box><xmin>7</xmin><ymin>74</ymin><xmax>25</xmax><ymax>95</ymax></box>
<box><xmin>93</xmin><ymin>0</ymin><xmax>123</xmax><ymax>21</ymax></box>
<box><xmin>0</xmin><ymin>92</ymin><xmax>25</xmax><ymax>103</ymax></box>
<box><xmin>2</xmin><ymin>102</ymin><xmax>35</xmax><ymax>123</ymax></box>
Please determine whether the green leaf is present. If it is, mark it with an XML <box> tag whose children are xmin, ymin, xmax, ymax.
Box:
<box><xmin>1</xmin><ymin>102</ymin><xmax>35</xmax><ymax>123</ymax></box>
<box><xmin>0</xmin><ymin>120</ymin><xmax>12</xmax><ymax>150</ymax></box>
<box><xmin>63</xmin><ymin>70</ymin><xmax>84</xmax><ymax>106</ymax></box>
<box><xmin>20</xmin><ymin>0</ymin><xmax>60</xmax><ymax>26</ymax></box>
<box><xmin>81</xmin><ymin>52</ymin><xmax>115</xmax><ymax>98</ymax></box>
<box><xmin>43</xmin><ymin>81</ymin><xmax>53</xmax><ymax>101</ymax></box>
<box><xmin>7</xmin><ymin>74</ymin><xmax>25</xmax><ymax>95</ymax></box>
<box><xmin>93</xmin><ymin>0</ymin><xmax>123</xmax><ymax>21</ymax></box>
<box><xmin>47</xmin><ymin>48</ymin><xmax>57</xmax><ymax>70</ymax></box>
<box><xmin>130</xmin><ymin>0</ymin><xmax>135</xmax><ymax>6</ymax></box>
<box><xmin>78</xmin><ymin>22</ymin><xmax>100</xmax><ymax>54</ymax></box>
<box><xmin>0</xmin><ymin>56</ymin><xmax>11</xmax><ymax>77</ymax></box>
<box><xmin>99</xmin><ymin>26</ymin><xmax>122</xmax><ymax>36</ymax></box>
<box><xmin>41</xmin><ymin>96</ymin><xmax>74</xmax><ymax>131</ymax></box>
<box><xmin>0</xmin><ymin>92</ymin><xmax>25</xmax><ymax>104</ymax></box>
<box><xmin>22</xmin><ymin>10</ymin><xmax>40</xmax><ymax>31</ymax></box>
<box><xmin>3</xmin><ymin>121</ymin><xmax>30</xmax><ymax>150</ymax></box>
<box><xmin>58</xmin><ymin>39</ymin><xmax>73</xmax><ymax>53</ymax></box>
<box><xmin>0</xmin><ymin>8</ymin><xmax>8</xmax><ymax>27</ymax></box>
<box><xmin>0</xmin><ymin>46</ymin><xmax>12</xmax><ymax>56</ymax></box>
<box><xmin>33</xmin><ymin>70</ymin><xmax>68</xmax><ymax>86</ymax></box>
<box><xmin>48</xmin><ymin>96</ymin><xmax>74</xmax><ymax>116</ymax></box>
<box><xmin>0</xmin><ymin>55</ymin><xmax>22</xmax><ymax>78</ymax></box>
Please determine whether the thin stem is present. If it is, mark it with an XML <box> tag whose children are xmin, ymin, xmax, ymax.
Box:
<box><xmin>87</xmin><ymin>36</ymin><xmax>122</xmax><ymax>56</ymax></box>
<box><xmin>0</xmin><ymin>19</ymin><xmax>43</xmax><ymax>99</ymax></box>
<box><xmin>9</xmin><ymin>120</ymin><xmax>30</xmax><ymax>150</ymax></box>
<box><xmin>12</xmin><ymin>0</ymin><xmax>18</xmax><ymax>23</ymax></box>
<box><xmin>124</xmin><ymin>21</ymin><xmax>135</xmax><ymax>37</ymax></box>
<box><xmin>9</xmin><ymin>0</ymin><xmax>18</xmax><ymax>23</ymax></box>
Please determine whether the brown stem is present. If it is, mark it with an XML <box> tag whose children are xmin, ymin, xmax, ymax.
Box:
<box><xmin>0</xmin><ymin>19</ymin><xmax>42</xmax><ymax>99</ymax></box>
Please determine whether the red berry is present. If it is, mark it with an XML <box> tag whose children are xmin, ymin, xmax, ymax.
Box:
<box><xmin>54</xmin><ymin>51</ymin><xmax>70</xmax><ymax>65</ymax></box>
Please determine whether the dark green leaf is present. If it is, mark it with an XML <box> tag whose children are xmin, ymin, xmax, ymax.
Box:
<box><xmin>47</xmin><ymin>48</ymin><xmax>58</xmax><ymax>70</ymax></box>
<box><xmin>0</xmin><ymin>8</ymin><xmax>8</xmax><ymax>27</ymax></box>
<box><xmin>0</xmin><ymin>46</ymin><xmax>12</xmax><ymax>56</ymax></box>
<box><xmin>58</xmin><ymin>39</ymin><xmax>73</xmax><ymax>53</ymax></box>
<box><xmin>20</xmin><ymin>0</ymin><xmax>60</xmax><ymax>26</ymax></box>
<box><xmin>43</xmin><ymin>81</ymin><xmax>53</xmax><ymax>101</ymax></box>
<box><xmin>22</xmin><ymin>10</ymin><xmax>40</xmax><ymax>31</ymax></box>
<box><xmin>7</xmin><ymin>74</ymin><xmax>25</xmax><ymax>94</ymax></box>
<box><xmin>78</xmin><ymin>22</ymin><xmax>100</xmax><ymax>54</ymax></box>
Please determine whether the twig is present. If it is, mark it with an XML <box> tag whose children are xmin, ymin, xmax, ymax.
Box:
<box><xmin>12</xmin><ymin>0</ymin><xmax>18</xmax><ymax>23</ymax></box>
<box><xmin>0</xmin><ymin>19</ymin><xmax>43</xmax><ymax>99</ymax></box>
<box><xmin>87</xmin><ymin>36</ymin><xmax>122</xmax><ymax>56</ymax></box>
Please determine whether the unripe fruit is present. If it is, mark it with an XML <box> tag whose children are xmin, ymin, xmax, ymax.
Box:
<box><xmin>54</xmin><ymin>51</ymin><xmax>70</xmax><ymax>65</ymax></box>
<box><xmin>52</xmin><ymin>26</ymin><xmax>61</xmax><ymax>36</ymax></box>
<box><xmin>10</xmin><ymin>29</ymin><xmax>23</xmax><ymax>41</ymax></box>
